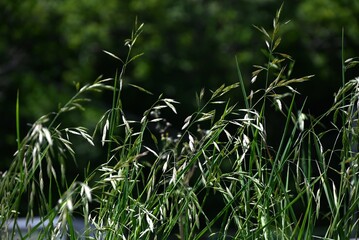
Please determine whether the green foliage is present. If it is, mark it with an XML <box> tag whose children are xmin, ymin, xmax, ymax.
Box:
<box><xmin>2</xmin><ymin>5</ymin><xmax>359</xmax><ymax>240</ymax></box>
<box><xmin>2</xmin><ymin>1</ymin><xmax>359</xmax><ymax>174</ymax></box>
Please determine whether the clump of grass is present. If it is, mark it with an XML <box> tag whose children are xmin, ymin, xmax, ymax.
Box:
<box><xmin>0</xmin><ymin>78</ymin><xmax>112</xmax><ymax>239</ymax></box>
<box><xmin>1</xmin><ymin>6</ymin><xmax>359</xmax><ymax>240</ymax></box>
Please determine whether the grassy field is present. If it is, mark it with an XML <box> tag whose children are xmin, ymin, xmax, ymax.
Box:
<box><xmin>1</xmin><ymin>6</ymin><xmax>359</xmax><ymax>239</ymax></box>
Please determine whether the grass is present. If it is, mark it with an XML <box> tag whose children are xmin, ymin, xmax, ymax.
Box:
<box><xmin>1</xmin><ymin>6</ymin><xmax>359</xmax><ymax>239</ymax></box>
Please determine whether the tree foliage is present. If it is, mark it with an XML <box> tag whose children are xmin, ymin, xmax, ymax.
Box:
<box><xmin>1</xmin><ymin>0</ymin><xmax>358</xmax><ymax>169</ymax></box>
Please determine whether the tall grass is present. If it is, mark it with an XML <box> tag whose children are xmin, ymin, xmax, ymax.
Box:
<box><xmin>1</xmin><ymin>6</ymin><xmax>359</xmax><ymax>240</ymax></box>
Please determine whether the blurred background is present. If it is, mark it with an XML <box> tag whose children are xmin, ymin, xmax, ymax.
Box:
<box><xmin>1</xmin><ymin>0</ymin><xmax>359</xmax><ymax>207</ymax></box>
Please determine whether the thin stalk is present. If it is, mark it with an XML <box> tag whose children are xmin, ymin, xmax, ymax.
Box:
<box><xmin>236</xmin><ymin>56</ymin><xmax>249</xmax><ymax>110</ymax></box>
<box><xmin>16</xmin><ymin>90</ymin><xmax>21</xmax><ymax>151</ymax></box>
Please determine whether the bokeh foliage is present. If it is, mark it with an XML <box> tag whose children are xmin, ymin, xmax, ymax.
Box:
<box><xmin>1</xmin><ymin>0</ymin><xmax>358</xmax><ymax>172</ymax></box>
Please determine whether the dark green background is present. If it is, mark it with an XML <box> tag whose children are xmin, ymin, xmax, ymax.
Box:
<box><xmin>1</xmin><ymin>0</ymin><xmax>359</xmax><ymax>187</ymax></box>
